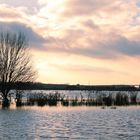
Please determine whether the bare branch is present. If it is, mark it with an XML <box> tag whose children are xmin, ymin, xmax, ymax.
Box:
<box><xmin>0</xmin><ymin>31</ymin><xmax>37</xmax><ymax>99</ymax></box>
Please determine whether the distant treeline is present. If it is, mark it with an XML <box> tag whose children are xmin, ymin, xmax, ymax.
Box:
<box><xmin>0</xmin><ymin>82</ymin><xmax>140</xmax><ymax>91</ymax></box>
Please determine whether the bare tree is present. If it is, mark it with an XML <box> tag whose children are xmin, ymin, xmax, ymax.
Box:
<box><xmin>0</xmin><ymin>31</ymin><xmax>36</xmax><ymax>107</ymax></box>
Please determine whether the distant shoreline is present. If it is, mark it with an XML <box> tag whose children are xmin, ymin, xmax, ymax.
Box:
<box><xmin>3</xmin><ymin>82</ymin><xmax>140</xmax><ymax>91</ymax></box>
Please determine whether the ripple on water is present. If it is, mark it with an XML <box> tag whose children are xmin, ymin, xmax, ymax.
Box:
<box><xmin>0</xmin><ymin>106</ymin><xmax>139</xmax><ymax>139</ymax></box>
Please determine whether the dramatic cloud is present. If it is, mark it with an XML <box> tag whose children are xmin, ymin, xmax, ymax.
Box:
<box><xmin>0</xmin><ymin>0</ymin><xmax>140</xmax><ymax>59</ymax></box>
<box><xmin>31</xmin><ymin>0</ymin><xmax>140</xmax><ymax>59</ymax></box>
<box><xmin>0</xmin><ymin>22</ymin><xmax>46</xmax><ymax>47</ymax></box>
<box><xmin>43</xmin><ymin>30</ymin><xmax>140</xmax><ymax>59</ymax></box>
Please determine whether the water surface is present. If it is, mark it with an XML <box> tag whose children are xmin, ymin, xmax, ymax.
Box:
<box><xmin>0</xmin><ymin>106</ymin><xmax>140</xmax><ymax>140</ymax></box>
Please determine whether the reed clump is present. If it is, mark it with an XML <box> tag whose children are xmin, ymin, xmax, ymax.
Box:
<box><xmin>27</xmin><ymin>92</ymin><xmax>61</xmax><ymax>106</ymax></box>
<box><xmin>9</xmin><ymin>90</ymin><xmax>139</xmax><ymax>107</ymax></box>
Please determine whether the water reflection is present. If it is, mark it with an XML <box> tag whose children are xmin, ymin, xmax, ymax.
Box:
<box><xmin>0</xmin><ymin>106</ymin><xmax>139</xmax><ymax>139</ymax></box>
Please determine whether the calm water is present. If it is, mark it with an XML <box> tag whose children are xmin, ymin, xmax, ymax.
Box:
<box><xmin>0</xmin><ymin>106</ymin><xmax>140</xmax><ymax>140</ymax></box>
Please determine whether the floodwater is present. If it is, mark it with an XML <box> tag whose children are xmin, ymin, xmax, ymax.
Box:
<box><xmin>0</xmin><ymin>106</ymin><xmax>140</xmax><ymax>140</ymax></box>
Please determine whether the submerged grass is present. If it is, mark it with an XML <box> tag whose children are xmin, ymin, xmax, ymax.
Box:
<box><xmin>5</xmin><ymin>91</ymin><xmax>140</xmax><ymax>107</ymax></box>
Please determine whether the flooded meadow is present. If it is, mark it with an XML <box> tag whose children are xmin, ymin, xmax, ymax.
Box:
<box><xmin>0</xmin><ymin>106</ymin><xmax>140</xmax><ymax>139</ymax></box>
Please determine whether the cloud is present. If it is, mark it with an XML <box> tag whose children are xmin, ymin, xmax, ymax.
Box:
<box><xmin>107</xmin><ymin>35</ymin><xmax>140</xmax><ymax>56</ymax></box>
<box><xmin>33</xmin><ymin>0</ymin><xmax>140</xmax><ymax>59</ymax></box>
<box><xmin>62</xmin><ymin>0</ymin><xmax>137</xmax><ymax>20</ymax></box>
<box><xmin>51</xmin><ymin>63</ymin><xmax>112</xmax><ymax>73</ymax></box>
<box><xmin>43</xmin><ymin>31</ymin><xmax>140</xmax><ymax>59</ymax></box>
<box><xmin>49</xmin><ymin>63</ymin><xmax>128</xmax><ymax>76</ymax></box>
<box><xmin>0</xmin><ymin>22</ymin><xmax>46</xmax><ymax>47</ymax></box>
<box><xmin>0</xmin><ymin>0</ymin><xmax>39</xmax><ymax>14</ymax></box>
<box><xmin>63</xmin><ymin>0</ymin><xmax>112</xmax><ymax>16</ymax></box>
<box><xmin>0</xmin><ymin>0</ymin><xmax>140</xmax><ymax>60</ymax></box>
<box><xmin>82</xmin><ymin>19</ymin><xmax>99</xmax><ymax>30</ymax></box>
<box><xmin>0</xmin><ymin>4</ymin><xmax>24</xmax><ymax>21</ymax></box>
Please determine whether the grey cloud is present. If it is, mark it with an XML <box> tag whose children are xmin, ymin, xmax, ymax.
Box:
<box><xmin>46</xmin><ymin>32</ymin><xmax>140</xmax><ymax>59</ymax></box>
<box><xmin>109</xmin><ymin>36</ymin><xmax>140</xmax><ymax>56</ymax></box>
<box><xmin>72</xmin><ymin>36</ymin><xmax>140</xmax><ymax>58</ymax></box>
<box><xmin>0</xmin><ymin>22</ymin><xmax>46</xmax><ymax>47</ymax></box>
<box><xmin>83</xmin><ymin>20</ymin><xmax>99</xmax><ymax>30</ymax></box>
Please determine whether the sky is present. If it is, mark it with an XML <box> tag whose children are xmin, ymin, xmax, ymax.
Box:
<box><xmin>0</xmin><ymin>0</ymin><xmax>140</xmax><ymax>85</ymax></box>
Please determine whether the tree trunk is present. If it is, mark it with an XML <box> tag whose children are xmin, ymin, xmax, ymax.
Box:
<box><xmin>2</xmin><ymin>97</ymin><xmax>10</xmax><ymax>108</ymax></box>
